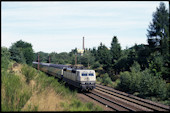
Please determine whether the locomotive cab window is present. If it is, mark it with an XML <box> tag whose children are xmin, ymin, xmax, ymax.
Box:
<box><xmin>89</xmin><ymin>73</ymin><xmax>94</xmax><ymax>76</ymax></box>
<box><xmin>82</xmin><ymin>73</ymin><xmax>87</xmax><ymax>76</ymax></box>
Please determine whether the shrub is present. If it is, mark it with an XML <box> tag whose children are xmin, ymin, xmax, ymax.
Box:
<box><xmin>119</xmin><ymin>71</ymin><xmax>131</xmax><ymax>92</ymax></box>
<box><xmin>1</xmin><ymin>47</ymin><xmax>11</xmax><ymax>69</ymax></box>
<box><xmin>97</xmin><ymin>77</ymin><xmax>102</xmax><ymax>83</ymax></box>
<box><xmin>92</xmin><ymin>61</ymin><xmax>100</xmax><ymax>69</ymax></box>
<box><xmin>98</xmin><ymin>73</ymin><xmax>113</xmax><ymax>86</ymax></box>
<box><xmin>103</xmin><ymin>74</ymin><xmax>112</xmax><ymax>86</ymax></box>
<box><xmin>21</xmin><ymin>64</ymin><xmax>36</xmax><ymax>83</ymax></box>
<box><xmin>140</xmin><ymin>69</ymin><xmax>167</xmax><ymax>99</ymax></box>
<box><xmin>118</xmin><ymin>62</ymin><xmax>168</xmax><ymax>99</ymax></box>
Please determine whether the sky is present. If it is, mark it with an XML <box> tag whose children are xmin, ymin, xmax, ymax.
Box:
<box><xmin>1</xmin><ymin>1</ymin><xmax>169</xmax><ymax>53</ymax></box>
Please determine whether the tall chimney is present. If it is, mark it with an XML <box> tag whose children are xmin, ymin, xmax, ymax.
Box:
<box><xmin>83</xmin><ymin>37</ymin><xmax>84</xmax><ymax>50</ymax></box>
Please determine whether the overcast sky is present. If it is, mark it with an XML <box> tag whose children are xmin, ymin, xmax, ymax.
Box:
<box><xmin>1</xmin><ymin>1</ymin><xmax>169</xmax><ymax>53</ymax></box>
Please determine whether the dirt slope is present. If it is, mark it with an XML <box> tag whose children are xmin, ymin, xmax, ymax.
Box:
<box><xmin>11</xmin><ymin>63</ymin><xmax>65</xmax><ymax>111</ymax></box>
<box><xmin>22</xmin><ymin>88</ymin><xmax>64</xmax><ymax>111</ymax></box>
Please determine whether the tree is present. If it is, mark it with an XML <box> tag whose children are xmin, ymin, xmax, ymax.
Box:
<box><xmin>9</xmin><ymin>44</ymin><xmax>26</xmax><ymax>63</ymax></box>
<box><xmin>110</xmin><ymin>36</ymin><xmax>121</xmax><ymax>62</ymax></box>
<box><xmin>147</xmin><ymin>2</ymin><xmax>169</xmax><ymax>55</ymax></box>
<box><xmin>110</xmin><ymin>36</ymin><xmax>121</xmax><ymax>75</ymax></box>
<box><xmin>97</xmin><ymin>43</ymin><xmax>112</xmax><ymax>71</ymax></box>
<box><xmin>146</xmin><ymin>2</ymin><xmax>169</xmax><ymax>81</ymax></box>
<box><xmin>9</xmin><ymin>40</ymin><xmax>34</xmax><ymax>65</ymax></box>
<box><xmin>80</xmin><ymin>50</ymin><xmax>95</xmax><ymax>68</ymax></box>
<box><xmin>35</xmin><ymin>51</ymin><xmax>49</xmax><ymax>63</ymax></box>
<box><xmin>134</xmin><ymin>44</ymin><xmax>151</xmax><ymax>70</ymax></box>
<box><xmin>49</xmin><ymin>52</ymin><xmax>58</xmax><ymax>64</ymax></box>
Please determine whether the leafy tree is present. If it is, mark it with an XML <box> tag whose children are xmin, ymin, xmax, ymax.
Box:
<box><xmin>130</xmin><ymin>61</ymin><xmax>141</xmax><ymax>73</ymax></box>
<box><xmin>35</xmin><ymin>51</ymin><xmax>49</xmax><ymax>63</ymax></box>
<box><xmin>24</xmin><ymin>47</ymin><xmax>34</xmax><ymax>65</ymax></box>
<box><xmin>118</xmin><ymin>62</ymin><xmax>168</xmax><ymax>99</ymax></box>
<box><xmin>49</xmin><ymin>52</ymin><xmax>58</xmax><ymax>64</ymax></box>
<box><xmin>80</xmin><ymin>50</ymin><xmax>95</xmax><ymax>68</ymax></box>
<box><xmin>102</xmin><ymin>73</ymin><xmax>112</xmax><ymax>86</ymax></box>
<box><xmin>119</xmin><ymin>71</ymin><xmax>131</xmax><ymax>92</ymax></box>
<box><xmin>92</xmin><ymin>61</ymin><xmax>101</xmax><ymax>69</ymax></box>
<box><xmin>9</xmin><ymin>44</ymin><xmax>26</xmax><ymax>64</ymax></box>
<box><xmin>9</xmin><ymin>40</ymin><xmax>34</xmax><ymax>65</ymax></box>
<box><xmin>114</xmin><ymin>55</ymin><xmax>128</xmax><ymax>72</ymax></box>
<box><xmin>140</xmin><ymin>69</ymin><xmax>167</xmax><ymax>99</ymax></box>
<box><xmin>149</xmin><ymin>53</ymin><xmax>163</xmax><ymax>77</ymax></box>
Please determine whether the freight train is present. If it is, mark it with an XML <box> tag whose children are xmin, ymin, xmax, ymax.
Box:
<box><xmin>32</xmin><ymin>62</ymin><xmax>96</xmax><ymax>91</ymax></box>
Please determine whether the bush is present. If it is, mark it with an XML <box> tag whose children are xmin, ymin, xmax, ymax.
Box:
<box><xmin>119</xmin><ymin>71</ymin><xmax>131</xmax><ymax>92</ymax></box>
<box><xmin>118</xmin><ymin>62</ymin><xmax>168</xmax><ymax>99</ymax></box>
<box><xmin>140</xmin><ymin>69</ymin><xmax>167</xmax><ymax>99</ymax></box>
<box><xmin>1</xmin><ymin>47</ymin><xmax>11</xmax><ymax>69</ymax></box>
<box><xmin>97</xmin><ymin>77</ymin><xmax>102</xmax><ymax>83</ymax></box>
<box><xmin>98</xmin><ymin>73</ymin><xmax>112</xmax><ymax>86</ymax></box>
<box><xmin>103</xmin><ymin>73</ymin><xmax>112</xmax><ymax>85</ymax></box>
<box><xmin>21</xmin><ymin>64</ymin><xmax>36</xmax><ymax>83</ymax></box>
<box><xmin>92</xmin><ymin>61</ymin><xmax>100</xmax><ymax>69</ymax></box>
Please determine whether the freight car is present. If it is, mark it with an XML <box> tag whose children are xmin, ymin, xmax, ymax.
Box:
<box><xmin>32</xmin><ymin>62</ymin><xmax>96</xmax><ymax>91</ymax></box>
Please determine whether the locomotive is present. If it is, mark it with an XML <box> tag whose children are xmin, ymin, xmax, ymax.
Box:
<box><xmin>32</xmin><ymin>62</ymin><xmax>96</xmax><ymax>91</ymax></box>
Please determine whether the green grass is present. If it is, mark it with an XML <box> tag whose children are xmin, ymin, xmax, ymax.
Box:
<box><xmin>2</xmin><ymin>60</ymin><xmax>103</xmax><ymax>111</ymax></box>
<box><xmin>34</xmin><ymin>70</ymin><xmax>103</xmax><ymax>111</ymax></box>
<box><xmin>1</xmin><ymin>47</ymin><xmax>103</xmax><ymax>111</ymax></box>
<box><xmin>21</xmin><ymin>64</ymin><xmax>37</xmax><ymax>84</ymax></box>
<box><xmin>60</xmin><ymin>99</ymin><xmax>102</xmax><ymax>111</ymax></box>
<box><xmin>25</xmin><ymin>65</ymin><xmax>103</xmax><ymax>111</ymax></box>
<box><xmin>1</xmin><ymin>65</ymin><xmax>32</xmax><ymax>111</ymax></box>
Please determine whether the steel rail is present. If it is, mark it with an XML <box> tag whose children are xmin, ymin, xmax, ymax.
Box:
<box><xmin>96</xmin><ymin>84</ymin><xmax>170</xmax><ymax>111</ymax></box>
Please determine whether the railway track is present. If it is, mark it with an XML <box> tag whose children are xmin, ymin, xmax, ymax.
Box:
<box><xmin>83</xmin><ymin>84</ymin><xmax>170</xmax><ymax>111</ymax></box>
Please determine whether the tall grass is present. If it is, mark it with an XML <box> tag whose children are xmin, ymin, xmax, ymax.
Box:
<box><xmin>60</xmin><ymin>98</ymin><xmax>102</xmax><ymax>111</ymax></box>
<box><xmin>1</xmin><ymin>69</ymin><xmax>32</xmax><ymax>111</ymax></box>
<box><xmin>31</xmin><ymin>67</ymin><xmax>103</xmax><ymax>111</ymax></box>
<box><xmin>2</xmin><ymin>61</ymin><xmax>103</xmax><ymax>111</ymax></box>
<box><xmin>21</xmin><ymin>64</ymin><xmax>37</xmax><ymax>83</ymax></box>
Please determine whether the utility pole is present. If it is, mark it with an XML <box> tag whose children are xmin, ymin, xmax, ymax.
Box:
<box><xmin>49</xmin><ymin>56</ymin><xmax>51</xmax><ymax>63</ymax></box>
<box><xmin>83</xmin><ymin>37</ymin><xmax>85</xmax><ymax>50</ymax></box>
<box><xmin>75</xmin><ymin>54</ymin><xmax>77</xmax><ymax>66</ymax></box>
<box><xmin>38</xmin><ymin>53</ymin><xmax>39</xmax><ymax>70</ymax></box>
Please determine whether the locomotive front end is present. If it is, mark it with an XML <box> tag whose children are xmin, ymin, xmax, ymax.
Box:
<box><xmin>79</xmin><ymin>70</ymin><xmax>96</xmax><ymax>91</ymax></box>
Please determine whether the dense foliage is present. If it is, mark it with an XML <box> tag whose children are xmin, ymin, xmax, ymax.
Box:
<box><xmin>9</xmin><ymin>40</ymin><xmax>34</xmax><ymax>65</ymax></box>
<box><xmin>118</xmin><ymin>62</ymin><xmax>168</xmax><ymax>99</ymax></box>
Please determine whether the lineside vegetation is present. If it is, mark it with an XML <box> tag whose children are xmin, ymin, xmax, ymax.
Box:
<box><xmin>1</xmin><ymin>47</ymin><xmax>102</xmax><ymax>111</ymax></box>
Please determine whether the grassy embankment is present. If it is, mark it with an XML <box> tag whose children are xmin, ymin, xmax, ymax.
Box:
<box><xmin>1</xmin><ymin>60</ymin><xmax>103</xmax><ymax>111</ymax></box>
